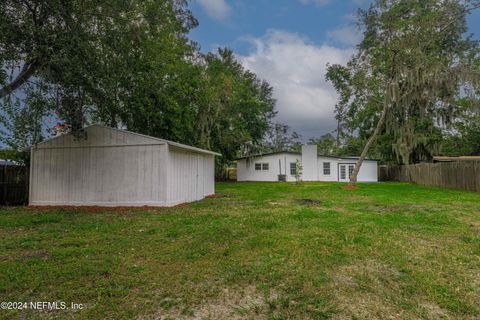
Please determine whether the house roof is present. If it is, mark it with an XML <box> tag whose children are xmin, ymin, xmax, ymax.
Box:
<box><xmin>235</xmin><ymin>151</ymin><xmax>377</xmax><ymax>161</ymax></box>
<box><xmin>33</xmin><ymin>124</ymin><xmax>221</xmax><ymax>156</ymax></box>
<box><xmin>235</xmin><ymin>151</ymin><xmax>302</xmax><ymax>160</ymax></box>
<box><xmin>433</xmin><ymin>156</ymin><xmax>480</xmax><ymax>162</ymax></box>
<box><xmin>339</xmin><ymin>156</ymin><xmax>379</xmax><ymax>162</ymax></box>
<box><xmin>0</xmin><ymin>159</ymin><xmax>19</xmax><ymax>166</ymax></box>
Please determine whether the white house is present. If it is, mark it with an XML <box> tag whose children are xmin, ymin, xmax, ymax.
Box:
<box><xmin>236</xmin><ymin>145</ymin><xmax>378</xmax><ymax>182</ymax></box>
<box><xmin>29</xmin><ymin>124</ymin><xmax>220</xmax><ymax>207</ymax></box>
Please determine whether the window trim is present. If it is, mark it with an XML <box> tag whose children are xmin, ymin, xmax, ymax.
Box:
<box><xmin>255</xmin><ymin>162</ymin><xmax>269</xmax><ymax>171</ymax></box>
<box><xmin>290</xmin><ymin>162</ymin><xmax>296</xmax><ymax>175</ymax></box>
<box><xmin>338</xmin><ymin>163</ymin><xmax>356</xmax><ymax>181</ymax></box>
<box><xmin>323</xmin><ymin>162</ymin><xmax>331</xmax><ymax>176</ymax></box>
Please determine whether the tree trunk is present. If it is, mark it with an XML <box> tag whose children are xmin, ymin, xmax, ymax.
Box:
<box><xmin>349</xmin><ymin>98</ymin><xmax>389</xmax><ymax>184</ymax></box>
<box><xmin>335</xmin><ymin>118</ymin><xmax>341</xmax><ymax>149</ymax></box>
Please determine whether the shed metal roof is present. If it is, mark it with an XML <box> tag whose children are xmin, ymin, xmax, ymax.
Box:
<box><xmin>33</xmin><ymin>124</ymin><xmax>221</xmax><ymax>156</ymax></box>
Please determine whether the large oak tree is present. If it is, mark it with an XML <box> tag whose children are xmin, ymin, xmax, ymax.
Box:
<box><xmin>0</xmin><ymin>1</ymin><xmax>275</xmax><ymax>168</ymax></box>
<box><xmin>326</xmin><ymin>0</ymin><xmax>480</xmax><ymax>182</ymax></box>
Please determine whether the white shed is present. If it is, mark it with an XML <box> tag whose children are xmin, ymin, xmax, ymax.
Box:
<box><xmin>29</xmin><ymin>124</ymin><xmax>220</xmax><ymax>207</ymax></box>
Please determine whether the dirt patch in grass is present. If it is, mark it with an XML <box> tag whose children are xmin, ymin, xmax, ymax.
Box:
<box><xmin>144</xmin><ymin>286</ymin><xmax>278</xmax><ymax>320</ymax></box>
<box><xmin>419</xmin><ymin>302</ymin><xmax>450</xmax><ymax>319</ymax></box>
<box><xmin>460</xmin><ymin>215</ymin><xmax>480</xmax><ymax>231</ymax></box>
<box><xmin>468</xmin><ymin>220</ymin><xmax>480</xmax><ymax>229</ymax></box>
<box><xmin>332</xmin><ymin>274</ymin><xmax>356</xmax><ymax>287</ymax></box>
<box><xmin>0</xmin><ymin>225</ymin><xmax>30</xmax><ymax>234</ymax></box>
<box><xmin>329</xmin><ymin>260</ymin><xmax>407</xmax><ymax>319</ymax></box>
<box><xmin>469</xmin><ymin>269</ymin><xmax>480</xmax><ymax>291</ymax></box>
<box><xmin>21</xmin><ymin>249</ymin><xmax>50</xmax><ymax>261</ymax></box>
<box><xmin>367</xmin><ymin>204</ymin><xmax>425</xmax><ymax>212</ymax></box>
<box><xmin>296</xmin><ymin>199</ymin><xmax>323</xmax><ymax>207</ymax></box>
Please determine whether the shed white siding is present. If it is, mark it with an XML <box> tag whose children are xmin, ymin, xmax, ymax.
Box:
<box><xmin>29</xmin><ymin>125</ymin><xmax>218</xmax><ymax>207</ymax></box>
<box><xmin>166</xmin><ymin>146</ymin><xmax>215</xmax><ymax>206</ymax></box>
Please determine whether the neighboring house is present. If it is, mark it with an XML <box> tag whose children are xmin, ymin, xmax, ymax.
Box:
<box><xmin>29</xmin><ymin>124</ymin><xmax>220</xmax><ymax>207</ymax></box>
<box><xmin>236</xmin><ymin>145</ymin><xmax>378</xmax><ymax>182</ymax></box>
<box><xmin>0</xmin><ymin>159</ymin><xmax>18</xmax><ymax>166</ymax></box>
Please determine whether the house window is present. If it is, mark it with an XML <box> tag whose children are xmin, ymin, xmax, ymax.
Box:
<box><xmin>290</xmin><ymin>162</ymin><xmax>296</xmax><ymax>175</ymax></box>
<box><xmin>323</xmin><ymin>162</ymin><xmax>331</xmax><ymax>175</ymax></box>
<box><xmin>255</xmin><ymin>163</ymin><xmax>269</xmax><ymax>171</ymax></box>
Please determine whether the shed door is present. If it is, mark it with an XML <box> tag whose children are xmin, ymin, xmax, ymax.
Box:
<box><xmin>196</xmin><ymin>155</ymin><xmax>205</xmax><ymax>200</ymax></box>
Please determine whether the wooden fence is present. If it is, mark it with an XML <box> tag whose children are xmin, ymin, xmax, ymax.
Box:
<box><xmin>0</xmin><ymin>164</ymin><xmax>28</xmax><ymax>205</ymax></box>
<box><xmin>379</xmin><ymin>161</ymin><xmax>480</xmax><ymax>192</ymax></box>
<box><xmin>216</xmin><ymin>167</ymin><xmax>237</xmax><ymax>181</ymax></box>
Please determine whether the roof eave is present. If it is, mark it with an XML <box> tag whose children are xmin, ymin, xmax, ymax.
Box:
<box><xmin>235</xmin><ymin>151</ymin><xmax>378</xmax><ymax>161</ymax></box>
<box><xmin>167</xmin><ymin>142</ymin><xmax>221</xmax><ymax>156</ymax></box>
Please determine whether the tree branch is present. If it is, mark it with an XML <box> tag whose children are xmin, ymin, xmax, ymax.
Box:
<box><xmin>0</xmin><ymin>60</ymin><xmax>39</xmax><ymax>99</ymax></box>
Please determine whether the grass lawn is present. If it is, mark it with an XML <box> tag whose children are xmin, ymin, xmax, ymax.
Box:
<box><xmin>1</xmin><ymin>182</ymin><xmax>480</xmax><ymax>319</ymax></box>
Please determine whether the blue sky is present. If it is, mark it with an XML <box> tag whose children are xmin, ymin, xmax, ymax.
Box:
<box><xmin>187</xmin><ymin>0</ymin><xmax>480</xmax><ymax>140</ymax></box>
<box><xmin>189</xmin><ymin>0</ymin><xmax>370</xmax><ymax>54</ymax></box>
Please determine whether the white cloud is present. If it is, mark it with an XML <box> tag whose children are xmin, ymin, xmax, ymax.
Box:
<box><xmin>326</xmin><ymin>25</ymin><xmax>362</xmax><ymax>46</ymax></box>
<box><xmin>240</xmin><ymin>30</ymin><xmax>354</xmax><ymax>139</ymax></box>
<box><xmin>197</xmin><ymin>0</ymin><xmax>231</xmax><ymax>21</ymax></box>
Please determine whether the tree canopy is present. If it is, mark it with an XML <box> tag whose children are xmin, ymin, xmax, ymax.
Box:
<box><xmin>196</xmin><ymin>48</ymin><xmax>276</xmax><ymax>164</ymax></box>
<box><xmin>327</xmin><ymin>0</ymin><xmax>480</xmax><ymax>181</ymax></box>
<box><xmin>260</xmin><ymin>123</ymin><xmax>301</xmax><ymax>154</ymax></box>
<box><xmin>0</xmin><ymin>1</ymin><xmax>276</xmax><ymax>167</ymax></box>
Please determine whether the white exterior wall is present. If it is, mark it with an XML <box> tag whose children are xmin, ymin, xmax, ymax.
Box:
<box><xmin>29</xmin><ymin>125</ymin><xmax>217</xmax><ymax>207</ymax></box>
<box><xmin>302</xmin><ymin>145</ymin><xmax>318</xmax><ymax>181</ymax></box>
<box><xmin>236</xmin><ymin>153</ymin><xmax>378</xmax><ymax>182</ymax></box>
<box><xmin>338</xmin><ymin>160</ymin><xmax>378</xmax><ymax>182</ymax></box>
<box><xmin>166</xmin><ymin>146</ymin><xmax>215</xmax><ymax>206</ymax></box>
<box><xmin>236</xmin><ymin>153</ymin><xmax>301</xmax><ymax>182</ymax></box>
<box><xmin>317</xmin><ymin>156</ymin><xmax>340</xmax><ymax>182</ymax></box>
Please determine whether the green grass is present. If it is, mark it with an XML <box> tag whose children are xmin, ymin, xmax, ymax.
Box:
<box><xmin>1</xmin><ymin>182</ymin><xmax>480</xmax><ymax>319</ymax></box>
